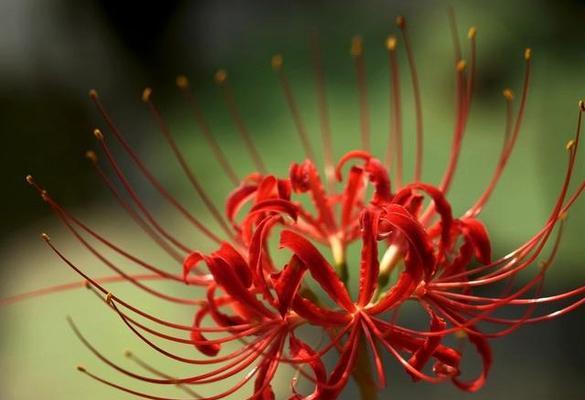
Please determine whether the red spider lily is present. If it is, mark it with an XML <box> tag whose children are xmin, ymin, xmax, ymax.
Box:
<box><xmin>5</xmin><ymin>14</ymin><xmax>584</xmax><ymax>400</ymax></box>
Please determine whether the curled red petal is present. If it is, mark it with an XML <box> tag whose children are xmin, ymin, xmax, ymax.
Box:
<box><xmin>407</xmin><ymin>309</ymin><xmax>447</xmax><ymax>381</ymax></box>
<box><xmin>288</xmin><ymin>333</ymin><xmax>327</xmax><ymax>400</ymax></box>
<box><xmin>280</xmin><ymin>230</ymin><xmax>354</xmax><ymax>311</ymax></box>
<box><xmin>290</xmin><ymin>160</ymin><xmax>337</xmax><ymax>233</ymax></box>
<box><xmin>191</xmin><ymin>306</ymin><xmax>220</xmax><ymax>356</ymax></box>
<box><xmin>273</xmin><ymin>255</ymin><xmax>307</xmax><ymax>316</ymax></box>
<box><xmin>341</xmin><ymin>166</ymin><xmax>366</xmax><ymax>228</ymax></box>
<box><xmin>357</xmin><ymin>208</ymin><xmax>381</xmax><ymax>306</ymax></box>
<box><xmin>226</xmin><ymin>183</ymin><xmax>258</xmax><ymax>224</ymax></box>
<box><xmin>249</xmin><ymin>199</ymin><xmax>298</xmax><ymax>221</ymax></box>
<box><xmin>452</xmin><ymin>332</ymin><xmax>492</xmax><ymax>392</ymax></box>
<box><xmin>292</xmin><ymin>296</ymin><xmax>350</xmax><ymax>326</ymax></box>
<box><xmin>249</xmin><ymin>215</ymin><xmax>282</xmax><ymax>304</ymax></box>
<box><xmin>213</xmin><ymin>242</ymin><xmax>252</xmax><ymax>289</ymax></box>
<box><xmin>183</xmin><ymin>251</ymin><xmax>213</xmax><ymax>285</ymax></box>
<box><xmin>395</xmin><ymin>183</ymin><xmax>453</xmax><ymax>254</ymax></box>
<box><xmin>205</xmin><ymin>254</ymin><xmax>274</xmax><ymax>319</ymax></box>
<box><xmin>335</xmin><ymin>150</ymin><xmax>371</xmax><ymax>181</ymax></box>
<box><xmin>460</xmin><ymin>218</ymin><xmax>492</xmax><ymax>264</ymax></box>
<box><xmin>206</xmin><ymin>284</ymin><xmax>246</xmax><ymax>327</ymax></box>
<box><xmin>368</xmin><ymin>271</ymin><xmax>416</xmax><ymax>314</ymax></box>
<box><xmin>381</xmin><ymin>204</ymin><xmax>435</xmax><ymax>276</ymax></box>
<box><xmin>336</xmin><ymin>151</ymin><xmax>392</xmax><ymax>205</ymax></box>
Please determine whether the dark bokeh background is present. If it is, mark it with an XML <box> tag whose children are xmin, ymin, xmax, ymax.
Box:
<box><xmin>1</xmin><ymin>0</ymin><xmax>584</xmax><ymax>399</ymax></box>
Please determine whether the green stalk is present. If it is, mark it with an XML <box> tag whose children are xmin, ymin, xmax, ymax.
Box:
<box><xmin>352</xmin><ymin>338</ymin><xmax>379</xmax><ymax>400</ymax></box>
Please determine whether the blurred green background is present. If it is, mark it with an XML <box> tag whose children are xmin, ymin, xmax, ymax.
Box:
<box><xmin>0</xmin><ymin>0</ymin><xmax>584</xmax><ymax>398</ymax></box>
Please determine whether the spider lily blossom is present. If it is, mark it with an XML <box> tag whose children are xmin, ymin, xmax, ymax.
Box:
<box><xmin>5</xmin><ymin>14</ymin><xmax>584</xmax><ymax>400</ymax></box>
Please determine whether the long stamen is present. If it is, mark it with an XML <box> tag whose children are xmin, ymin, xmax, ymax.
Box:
<box><xmin>466</xmin><ymin>27</ymin><xmax>477</xmax><ymax>107</ymax></box>
<box><xmin>396</xmin><ymin>16</ymin><xmax>424</xmax><ymax>182</ymax></box>
<box><xmin>85</xmin><ymin>151</ymin><xmax>183</xmax><ymax>263</ymax></box>
<box><xmin>466</xmin><ymin>50</ymin><xmax>533</xmax><ymax>217</ymax></box>
<box><xmin>272</xmin><ymin>54</ymin><xmax>316</xmax><ymax>161</ymax></box>
<box><xmin>214</xmin><ymin>70</ymin><xmax>267</xmax><ymax>173</ymax></box>
<box><xmin>28</xmin><ymin>184</ymin><xmax>201</xmax><ymax>305</ymax></box>
<box><xmin>176</xmin><ymin>75</ymin><xmax>239</xmax><ymax>185</ymax></box>
<box><xmin>89</xmin><ymin>91</ymin><xmax>221</xmax><ymax>244</ymax></box>
<box><xmin>385</xmin><ymin>35</ymin><xmax>403</xmax><ymax>187</ymax></box>
<box><xmin>310</xmin><ymin>31</ymin><xmax>335</xmax><ymax>190</ymax></box>
<box><xmin>92</xmin><ymin>130</ymin><xmax>202</xmax><ymax>251</ymax></box>
<box><xmin>351</xmin><ymin>36</ymin><xmax>371</xmax><ymax>152</ymax></box>
<box><xmin>142</xmin><ymin>88</ymin><xmax>235</xmax><ymax>241</ymax></box>
<box><xmin>125</xmin><ymin>350</ymin><xmax>203</xmax><ymax>399</ymax></box>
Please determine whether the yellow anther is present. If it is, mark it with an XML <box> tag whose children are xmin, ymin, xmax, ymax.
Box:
<box><xmin>88</xmin><ymin>89</ymin><xmax>98</xmax><ymax>99</ymax></box>
<box><xmin>214</xmin><ymin>69</ymin><xmax>228</xmax><ymax>85</ymax></box>
<box><xmin>350</xmin><ymin>36</ymin><xmax>363</xmax><ymax>57</ymax></box>
<box><xmin>566</xmin><ymin>139</ymin><xmax>575</xmax><ymax>151</ymax></box>
<box><xmin>142</xmin><ymin>87</ymin><xmax>152</xmax><ymax>102</ymax></box>
<box><xmin>77</xmin><ymin>365</ymin><xmax>87</xmax><ymax>373</ymax></box>
<box><xmin>524</xmin><ymin>48</ymin><xmax>532</xmax><ymax>61</ymax></box>
<box><xmin>176</xmin><ymin>75</ymin><xmax>189</xmax><ymax>89</ymax></box>
<box><xmin>93</xmin><ymin>128</ymin><xmax>104</xmax><ymax>140</ymax></box>
<box><xmin>271</xmin><ymin>54</ymin><xmax>283</xmax><ymax>70</ymax></box>
<box><xmin>85</xmin><ymin>150</ymin><xmax>98</xmax><ymax>163</ymax></box>
<box><xmin>456</xmin><ymin>59</ymin><xmax>467</xmax><ymax>72</ymax></box>
<box><xmin>503</xmin><ymin>89</ymin><xmax>514</xmax><ymax>100</ymax></box>
<box><xmin>105</xmin><ymin>292</ymin><xmax>113</xmax><ymax>304</ymax></box>
<box><xmin>468</xmin><ymin>26</ymin><xmax>477</xmax><ymax>39</ymax></box>
<box><xmin>579</xmin><ymin>100</ymin><xmax>585</xmax><ymax>111</ymax></box>
<box><xmin>25</xmin><ymin>174</ymin><xmax>34</xmax><ymax>184</ymax></box>
<box><xmin>386</xmin><ymin>35</ymin><xmax>397</xmax><ymax>51</ymax></box>
<box><xmin>40</xmin><ymin>232</ymin><xmax>50</xmax><ymax>242</ymax></box>
<box><xmin>396</xmin><ymin>15</ymin><xmax>405</xmax><ymax>29</ymax></box>
<box><xmin>559</xmin><ymin>211</ymin><xmax>569</xmax><ymax>221</ymax></box>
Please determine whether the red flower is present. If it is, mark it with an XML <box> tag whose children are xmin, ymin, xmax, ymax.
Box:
<box><xmin>8</xmin><ymin>15</ymin><xmax>584</xmax><ymax>400</ymax></box>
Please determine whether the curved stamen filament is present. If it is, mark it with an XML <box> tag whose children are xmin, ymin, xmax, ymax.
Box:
<box><xmin>176</xmin><ymin>75</ymin><xmax>240</xmax><ymax>185</ymax></box>
<box><xmin>214</xmin><ymin>70</ymin><xmax>267</xmax><ymax>173</ymax></box>
<box><xmin>272</xmin><ymin>54</ymin><xmax>316</xmax><ymax>162</ymax></box>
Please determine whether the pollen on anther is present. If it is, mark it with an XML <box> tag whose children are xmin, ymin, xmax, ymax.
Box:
<box><xmin>77</xmin><ymin>365</ymin><xmax>87</xmax><ymax>373</ymax></box>
<box><xmin>176</xmin><ymin>75</ymin><xmax>189</xmax><ymax>89</ymax></box>
<box><xmin>25</xmin><ymin>174</ymin><xmax>34</xmax><ymax>185</ymax></box>
<box><xmin>566</xmin><ymin>139</ymin><xmax>576</xmax><ymax>151</ymax></box>
<box><xmin>142</xmin><ymin>87</ymin><xmax>152</xmax><ymax>102</ymax></box>
<box><xmin>503</xmin><ymin>89</ymin><xmax>514</xmax><ymax>100</ymax></box>
<box><xmin>468</xmin><ymin>26</ymin><xmax>477</xmax><ymax>39</ymax></box>
<box><xmin>93</xmin><ymin>129</ymin><xmax>104</xmax><ymax>141</ymax></box>
<box><xmin>386</xmin><ymin>35</ymin><xmax>397</xmax><ymax>51</ymax></box>
<box><xmin>524</xmin><ymin>48</ymin><xmax>532</xmax><ymax>60</ymax></box>
<box><xmin>559</xmin><ymin>211</ymin><xmax>569</xmax><ymax>221</ymax></box>
<box><xmin>271</xmin><ymin>54</ymin><xmax>284</xmax><ymax>70</ymax></box>
<box><xmin>579</xmin><ymin>100</ymin><xmax>585</xmax><ymax>111</ymax></box>
<box><xmin>214</xmin><ymin>69</ymin><xmax>228</xmax><ymax>85</ymax></box>
<box><xmin>105</xmin><ymin>292</ymin><xmax>113</xmax><ymax>304</ymax></box>
<box><xmin>40</xmin><ymin>233</ymin><xmax>50</xmax><ymax>242</ymax></box>
<box><xmin>88</xmin><ymin>89</ymin><xmax>98</xmax><ymax>99</ymax></box>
